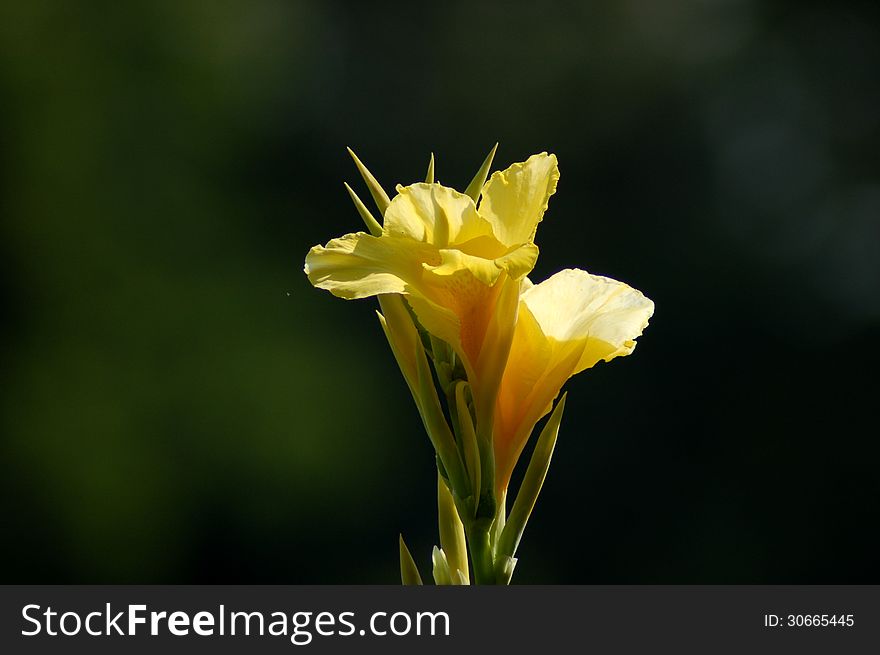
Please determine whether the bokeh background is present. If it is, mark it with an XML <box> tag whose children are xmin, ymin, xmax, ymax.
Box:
<box><xmin>2</xmin><ymin>0</ymin><xmax>878</xmax><ymax>583</ymax></box>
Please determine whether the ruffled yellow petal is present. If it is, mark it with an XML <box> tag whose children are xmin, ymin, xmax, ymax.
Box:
<box><xmin>478</xmin><ymin>153</ymin><xmax>560</xmax><ymax>248</ymax></box>
<box><xmin>384</xmin><ymin>182</ymin><xmax>496</xmax><ymax>249</ymax></box>
<box><xmin>521</xmin><ymin>269</ymin><xmax>653</xmax><ymax>374</ymax></box>
<box><xmin>425</xmin><ymin>249</ymin><xmax>503</xmax><ymax>286</ymax></box>
<box><xmin>413</xmin><ymin>267</ymin><xmax>505</xmax><ymax>369</ymax></box>
<box><xmin>493</xmin><ymin>268</ymin><xmax>653</xmax><ymax>491</ymax></box>
<box><xmin>304</xmin><ymin>232</ymin><xmax>438</xmax><ymax>299</ymax></box>
<box><xmin>495</xmin><ymin>242</ymin><xmax>539</xmax><ymax>281</ymax></box>
<box><xmin>305</xmin><ymin>229</ymin><xmax>521</xmax><ymax>396</ymax></box>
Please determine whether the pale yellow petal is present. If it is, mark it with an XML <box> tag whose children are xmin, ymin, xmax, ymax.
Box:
<box><xmin>415</xmin><ymin>266</ymin><xmax>501</xmax><ymax>368</ymax></box>
<box><xmin>478</xmin><ymin>153</ymin><xmax>560</xmax><ymax>247</ymax></box>
<box><xmin>493</xmin><ymin>302</ymin><xmax>555</xmax><ymax>482</ymax></box>
<box><xmin>425</xmin><ymin>248</ymin><xmax>503</xmax><ymax>286</ymax></box>
<box><xmin>304</xmin><ymin>232</ymin><xmax>438</xmax><ymax>299</ymax></box>
<box><xmin>521</xmin><ymin>269</ymin><xmax>654</xmax><ymax>373</ymax></box>
<box><xmin>493</xmin><ymin>268</ymin><xmax>653</xmax><ymax>491</ymax></box>
<box><xmin>384</xmin><ymin>183</ymin><xmax>496</xmax><ymax>248</ymax></box>
<box><xmin>405</xmin><ymin>294</ymin><xmax>461</xmax><ymax>359</ymax></box>
<box><xmin>452</xmin><ymin>234</ymin><xmax>508</xmax><ymax>260</ymax></box>
<box><xmin>306</xmin><ymin>227</ymin><xmax>514</xmax><ymax>395</ymax></box>
<box><xmin>422</xmin><ymin>243</ymin><xmax>537</xmax><ymax>288</ymax></box>
<box><xmin>470</xmin><ymin>274</ymin><xmax>521</xmax><ymax>433</ymax></box>
<box><xmin>494</xmin><ymin>243</ymin><xmax>539</xmax><ymax>281</ymax></box>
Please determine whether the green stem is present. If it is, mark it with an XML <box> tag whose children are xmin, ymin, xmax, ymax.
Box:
<box><xmin>466</xmin><ymin>523</ymin><xmax>496</xmax><ymax>584</ymax></box>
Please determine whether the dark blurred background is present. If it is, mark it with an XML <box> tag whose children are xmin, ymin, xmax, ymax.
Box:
<box><xmin>1</xmin><ymin>0</ymin><xmax>878</xmax><ymax>583</ymax></box>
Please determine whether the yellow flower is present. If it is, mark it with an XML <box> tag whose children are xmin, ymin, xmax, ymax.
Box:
<box><xmin>305</xmin><ymin>153</ymin><xmax>559</xmax><ymax>426</ymax></box>
<box><xmin>493</xmin><ymin>269</ymin><xmax>654</xmax><ymax>493</ymax></box>
<box><xmin>306</xmin><ymin>147</ymin><xmax>656</xmax><ymax>584</ymax></box>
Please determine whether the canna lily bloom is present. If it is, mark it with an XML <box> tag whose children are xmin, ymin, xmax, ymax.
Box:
<box><xmin>305</xmin><ymin>153</ymin><xmax>559</xmax><ymax>427</ymax></box>
<box><xmin>493</xmin><ymin>269</ymin><xmax>654</xmax><ymax>493</ymax></box>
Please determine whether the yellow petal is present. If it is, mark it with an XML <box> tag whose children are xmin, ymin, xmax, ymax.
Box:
<box><xmin>384</xmin><ymin>182</ymin><xmax>496</xmax><ymax>249</ymax></box>
<box><xmin>494</xmin><ymin>242</ymin><xmax>539</xmax><ymax>281</ymax></box>
<box><xmin>409</xmin><ymin>270</ymin><xmax>498</xmax><ymax>370</ymax></box>
<box><xmin>422</xmin><ymin>243</ymin><xmax>537</xmax><ymax>295</ymax></box>
<box><xmin>522</xmin><ymin>269</ymin><xmax>654</xmax><ymax>374</ymax></box>
<box><xmin>494</xmin><ymin>268</ymin><xmax>653</xmax><ymax>491</ymax></box>
<box><xmin>306</xmin><ymin>231</ymin><xmax>492</xmax><ymax>382</ymax></box>
<box><xmin>304</xmin><ymin>232</ymin><xmax>438</xmax><ymax>299</ymax></box>
<box><xmin>306</xmin><ymin>228</ymin><xmax>514</xmax><ymax>399</ymax></box>
<box><xmin>471</xmin><ymin>273</ymin><xmax>521</xmax><ymax>432</ymax></box>
<box><xmin>478</xmin><ymin>153</ymin><xmax>560</xmax><ymax>248</ymax></box>
<box><xmin>425</xmin><ymin>248</ymin><xmax>502</xmax><ymax>286</ymax></box>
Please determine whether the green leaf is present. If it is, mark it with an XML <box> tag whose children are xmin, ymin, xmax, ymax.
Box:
<box><xmin>414</xmin><ymin>337</ymin><xmax>468</xmax><ymax>497</ymax></box>
<box><xmin>399</xmin><ymin>534</ymin><xmax>423</xmax><ymax>585</ymax></box>
<box><xmin>453</xmin><ymin>382</ymin><xmax>480</xmax><ymax>515</ymax></box>
<box><xmin>425</xmin><ymin>153</ymin><xmax>435</xmax><ymax>184</ymax></box>
<box><xmin>428</xmin><ymin>334</ymin><xmax>454</xmax><ymax>391</ymax></box>
<box><xmin>343</xmin><ymin>182</ymin><xmax>383</xmax><ymax>237</ymax></box>
<box><xmin>464</xmin><ymin>142</ymin><xmax>498</xmax><ymax>203</ymax></box>
<box><xmin>376</xmin><ymin>298</ymin><xmax>466</xmax><ymax>500</ymax></box>
<box><xmin>347</xmin><ymin>147</ymin><xmax>392</xmax><ymax>216</ymax></box>
<box><xmin>437</xmin><ymin>473</ymin><xmax>469</xmax><ymax>583</ymax></box>
<box><xmin>495</xmin><ymin>393</ymin><xmax>567</xmax><ymax>581</ymax></box>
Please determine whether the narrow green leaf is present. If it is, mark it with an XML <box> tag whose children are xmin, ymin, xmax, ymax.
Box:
<box><xmin>454</xmin><ymin>382</ymin><xmax>480</xmax><ymax>515</ymax></box>
<box><xmin>428</xmin><ymin>334</ymin><xmax>454</xmax><ymax>392</ymax></box>
<box><xmin>431</xmin><ymin>546</ymin><xmax>452</xmax><ymax>586</ymax></box>
<box><xmin>464</xmin><ymin>142</ymin><xmax>498</xmax><ymax>202</ymax></box>
<box><xmin>344</xmin><ymin>182</ymin><xmax>383</xmax><ymax>237</ymax></box>
<box><xmin>496</xmin><ymin>393</ymin><xmax>567</xmax><ymax>576</ymax></box>
<box><xmin>375</xmin><ymin>306</ymin><xmax>417</xmax><ymax>400</ymax></box>
<box><xmin>414</xmin><ymin>339</ymin><xmax>468</xmax><ymax>497</ymax></box>
<box><xmin>425</xmin><ymin>153</ymin><xmax>435</xmax><ymax>184</ymax></box>
<box><xmin>399</xmin><ymin>534</ymin><xmax>423</xmax><ymax>585</ymax></box>
<box><xmin>492</xmin><ymin>488</ymin><xmax>507</xmax><ymax>550</ymax></box>
<box><xmin>347</xmin><ymin>147</ymin><xmax>391</xmax><ymax>216</ymax></box>
<box><xmin>437</xmin><ymin>473</ymin><xmax>469</xmax><ymax>583</ymax></box>
<box><xmin>377</xmin><ymin>298</ymin><xmax>466</xmax><ymax>499</ymax></box>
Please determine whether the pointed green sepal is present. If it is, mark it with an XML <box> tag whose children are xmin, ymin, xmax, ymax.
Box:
<box><xmin>432</xmin><ymin>546</ymin><xmax>453</xmax><ymax>586</ymax></box>
<box><xmin>399</xmin><ymin>534</ymin><xmax>423</xmax><ymax>585</ymax></box>
<box><xmin>375</xmin><ymin>296</ymin><xmax>435</xmax><ymax>424</ymax></box>
<box><xmin>464</xmin><ymin>142</ymin><xmax>498</xmax><ymax>203</ymax></box>
<box><xmin>376</xmin><ymin>300</ymin><xmax>466</xmax><ymax>496</ymax></box>
<box><xmin>425</xmin><ymin>153</ymin><xmax>435</xmax><ymax>184</ymax></box>
<box><xmin>437</xmin><ymin>473</ymin><xmax>469</xmax><ymax>583</ymax></box>
<box><xmin>347</xmin><ymin>147</ymin><xmax>391</xmax><ymax>216</ymax></box>
<box><xmin>344</xmin><ymin>182</ymin><xmax>383</xmax><ymax>237</ymax></box>
<box><xmin>375</xmin><ymin>303</ymin><xmax>417</xmax><ymax>400</ymax></box>
<box><xmin>453</xmin><ymin>382</ymin><xmax>480</xmax><ymax>515</ymax></box>
<box><xmin>496</xmin><ymin>393</ymin><xmax>567</xmax><ymax>579</ymax></box>
<box><xmin>414</xmin><ymin>334</ymin><xmax>468</xmax><ymax>496</ymax></box>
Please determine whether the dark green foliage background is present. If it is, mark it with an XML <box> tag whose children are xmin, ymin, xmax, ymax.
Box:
<box><xmin>1</xmin><ymin>0</ymin><xmax>877</xmax><ymax>583</ymax></box>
